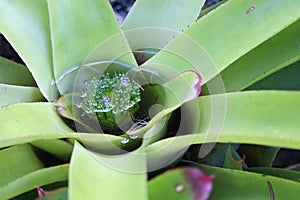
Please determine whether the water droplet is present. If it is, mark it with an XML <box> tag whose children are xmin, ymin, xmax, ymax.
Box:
<box><xmin>174</xmin><ymin>184</ymin><xmax>184</xmax><ymax>193</ymax></box>
<box><xmin>121</xmin><ymin>138</ymin><xmax>129</xmax><ymax>144</ymax></box>
<box><xmin>129</xmin><ymin>135</ymin><xmax>138</xmax><ymax>140</ymax></box>
<box><xmin>51</xmin><ymin>79</ymin><xmax>56</xmax><ymax>86</ymax></box>
<box><xmin>103</xmin><ymin>97</ymin><xmax>111</xmax><ymax>104</ymax></box>
<box><xmin>81</xmin><ymin>93</ymin><xmax>87</xmax><ymax>98</ymax></box>
<box><xmin>245</xmin><ymin>6</ymin><xmax>255</xmax><ymax>14</ymax></box>
<box><xmin>121</xmin><ymin>77</ymin><xmax>129</xmax><ymax>86</ymax></box>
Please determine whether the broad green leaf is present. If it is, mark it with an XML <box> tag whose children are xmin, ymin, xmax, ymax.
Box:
<box><xmin>0</xmin><ymin>57</ymin><xmax>35</xmax><ymax>86</ymax></box>
<box><xmin>123</xmin><ymin>0</ymin><xmax>205</xmax><ymax>50</ymax></box>
<box><xmin>146</xmin><ymin>91</ymin><xmax>300</xmax><ymax>167</ymax></box>
<box><xmin>0</xmin><ymin>0</ymin><xmax>56</xmax><ymax>100</ymax></box>
<box><xmin>143</xmin><ymin>0</ymin><xmax>300</xmax><ymax>83</ymax></box>
<box><xmin>185</xmin><ymin>162</ymin><xmax>300</xmax><ymax>199</ymax></box>
<box><xmin>193</xmin><ymin>91</ymin><xmax>300</xmax><ymax>149</ymax></box>
<box><xmin>0</xmin><ymin>84</ymin><xmax>44</xmax><ymax>106</ymax></box>
<box><xmin>69</xmin><ymin>142</ymin><xmax>148</xmax><ymax>200</ymax></box>
<box><xmin>238</xmin><ymin>145</ymin><xmax>279</xmax><ymax>167</ymax></box>
<box><xmin>124</xmin><ymin>0</ymin><xmax>205</xmax><ymax>31</ymax></box>
<box><xmin>204</xmin><ymin>18</ymin><xmax>300</xmax><ymax>94</ymax></box>
<box><xmin>31</xmin><ymin>139</ymin><xmax>73</xmax><ymax>162</ymax></box>
<box><xmin>47</xmin><ymin>0</ymin><xmax>137</xmax><ymax>94</ymax></box>
<box><xmin>247</xmin><ymin>60</ymin><xmax>300</xmax><ymax>91</ymax></box>
<box><xmin>148</xmin><ymin>167</ymin><xmax>214</xmax><ymax>200</ymax></box>
<box><xmin>0</xmin><ymin>103</ymin><xmax>74</xmax><ymax>148</ymax></box>
<box><xmin>249</xmin><ymin>167</ymin><xmax>300</xmax><ymax>182</ymax></box>
<box><xmin>0</xmin><ymin>164</ymin><xmax>69</xmax><ymax>200</ymax></box>
<box><xmin>0</xmin><ymin>144</ymin><xmax>43</xmax><ymax>188</ymax></box>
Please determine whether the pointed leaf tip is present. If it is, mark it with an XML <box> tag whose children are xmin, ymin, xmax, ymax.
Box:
<box><xmin>148</xmin><ymin>166</ymin><xmax>213</xmax><ymax>200</ymax></box>
<box><xmin>184</xmin><ymin>70</ymin><xmax>203</xmax><ymax>96</ymax></box>
<box><xmin>183</xmin><ymin>167</ymin><xmax>214</xmax><ymax>200</ymax></box>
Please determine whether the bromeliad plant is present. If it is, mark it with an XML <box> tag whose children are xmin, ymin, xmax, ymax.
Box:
<box><xmin>0</xmin><ymin>0</ymin><xmax>300</xmax><ymax>199</ymax></box>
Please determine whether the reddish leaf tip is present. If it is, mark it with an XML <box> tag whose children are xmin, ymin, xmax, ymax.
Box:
<box><xmin>183</xmin><ymin>167</ymin><xmax>214</xmax><ymax>200</ymax></box>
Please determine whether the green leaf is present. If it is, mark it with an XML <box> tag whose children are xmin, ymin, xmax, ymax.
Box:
<box><xmin>0</xmin><ymin>84</ymin><xmax>44</xmax><ymax>107</ymax></box>
<box><xmin>31</xmin><ymin>139</ymin><xmax>73</xmax><ymax>162</ymax></box>
<box><xmin>223</xmin><ymin>145</ymin><xmax>245</xmax><ymax>170</ymax></box>
<box><xmin>185</xmin><ymin>162</ymin><xmax>300</xmax><ymax>199</ymax></box>
<box><xmin>123</xmin><ymin>0</ymin><xmax>205</xmax><ymax>50</ymax></box>
<box><xmin>204</xmin><ymin>18</ymin><xmax>300</xmax><ymax>94</ymax></box>
<box><xmin>69</xmin><ymin>142</ymin><xmax>147</xmax><ymax>200</ymax></box>
<box><xmin>249</xmin><ymin>167</ymin><xmax>300</xmax><ymax>182</ymax></box>
<box><xmin>0</xmin><ymin>0</ymin><xmax>56</xmax><ymax>100</ymax></box>
<box><xmin>47</xmin><ymin>0</ymin><xmax>137</xmax><ymax>94</ymax></box>
<box><xmin>0</xmin><ymin>103</ymin><xmax>74</xmax><ymax>148</ymax></box>
<box><xmin>193</xmin><ymin>91</ymin><xmax>300</xmax><ymax>149</ymax></box>
<box><xmin>0</xmin><ymin>164</ymin><xmax>69</xmax><ymax>200</ymax></box>
<box><xmin>188</xmin><ymin>144</ymin><xmax>232</xmax><ymax>167</ymax></box>
<box><xmin>124</xmin><ymin>0</ymin><xmax>205</xmax><ymax>31</ymax></box>
<box><xmin>131</xmin><ymin>70</ymin><xmax>201</xmax><ymax>140</ymax></box>
<box><xmin>0</xmin><ymin>144</ymin><xmax>43</xmax><ymax>188</ymax></box>
<box><xmin>238</xmin><ymin>145</ymin><xmax>279</xmax><ymax>167</ymax></box>
<box><xmin>0</xmin><ymin>57</ymin><xmax>35</xmax><ymax>86</ymax></box>
<box><xmin>247</xmin><ymin>60</ymin><xmax>300</xmax><ymax>91</ymax></box>
<box><xmin>148</xmin><ymin>167</ymin><xmax>214</xmax><ymax>200</ymax></box>
<box><xmin>146</xmin><ymin>91</ymin><xmax>300</xmax><ymax>167</ymax></box>
<box><xmin>143</xmin><ymin>0</ymin><xmax>300</xmax><ymax>82</ymax></box>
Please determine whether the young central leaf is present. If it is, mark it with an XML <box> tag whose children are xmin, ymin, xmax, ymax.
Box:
<box><xmin>79</xmin><ymin>73</ymin><xmax>141</xmax><ymax>135</ymax></box>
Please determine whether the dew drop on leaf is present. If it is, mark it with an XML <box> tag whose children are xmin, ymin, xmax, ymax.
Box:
<box><xmin>129</xmin><ymin>135</ymin><xmax>138</xmax><ymax>140</ymax></box>
<box><xmin>174</xmin><ymin>184</ymin><xmax>185</xmax><ymax>193</ymax></box>
<box><xmin>245</xmin><ymin>6</ymin><xmax>255</xmax><ymax>14</ymax></box>
<box><xmin>121</xmin><ymin>138</ymin><xmax>130</xmax><ymax>144</ymax></box>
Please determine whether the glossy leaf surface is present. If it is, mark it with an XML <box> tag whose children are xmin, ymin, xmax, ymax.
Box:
<box><xmin>0</xmin><ymin>103</ymin><xmax>73</xmax><ymax>148</ymax></box>
<box><xmin>69</xmin><ymin>142</ymin><xmax>147</xmax><ymax>200</ymax></box>
<box><xmin>0</xmin><ymin>164</ymin><xmax>69</xmax><ymax>200</ymax></box>
<box><xmin>0</xmin><ymin>0</ymin><xmax>55</xmax><ymax>100</ymax></box>
<box><xmin>0</xmin><ymin>144</ymin><xmax>43</xmax><ymax>188</ymax></box>
<box><xmin>148</xmin><ymin>167</ymin><xmax>214</xmax><ymax>200</ymax></box>
<box><xmin>0</xmin><ymin>84</ymin><xmax>44</xmax><ymax>107</ymax></box>
<box><xmin>0</xmin><ymin>57</ymin><xmax>35</xmax><ymax>86</ymax></box>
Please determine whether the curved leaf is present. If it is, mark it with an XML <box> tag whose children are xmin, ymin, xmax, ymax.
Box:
<box><xmin>247</xmin><ymin>60</ymin><xmax>300</xmax><ymax>91</ymax></box>
<box><xmin>47</xmin><ymin>0</ymin><xmax>137</xmax><ymax>94</ymax></box>
<box><xmin>0</xmin><ymin>164</ymin><xmax>69</xmax><ymax>200</ymax></box>
<box><xmin>148</xmin><ymin>167</ymin><xmax>214</xmax><ymax>200</ymax></box>
<box><xmin>124</xmin><ymin>0</ymin><xmax>205</xmax><ymax>30</ymax></box>
<box><xmin>249</xmin><ymin>167</ymin><xmax>300</xmax><ymax>182</ymax></box>
<box><xmin>31</xmin><ymin>139</ymin><xmax>73</xmax><ymax>162</ymax></box>
<box><xmin>146</xmin><ymin>91</ymin><xmax>300</xmax><ymax>167</ymax></box>
<box><xmin>193</xmin><ymin>91</ymin><xmax>300</xmax><ymax>149</ymax></box>
<box><xmin>185</xmin><ymin>162</ymin><xmax>300</xmax><ymax>199</ymax></box>
<box><xmin>143</xmin><ymin>0</ymin><xmax>300</xmax><ymax>83</ymax></box>
<box><xmin>0</xmin><ymin>144</ymin><xmax>43</xmax><ymax>188</ymax></box>
<box><xmin>123</xmin><ymin>0</ymin><xmax>205</xmax><ymax>51</ymax></box>
<box><xmin>0</xmin><ymin>103</ymin><xmax>74</xmax><ymax>148</ymax></box>
<box><xmin>0</xmin><ymin>0</ymin><xmax>56</xmax><ymax>100</ymax></box>
<box><xmin>0</xmin><ymin>84</ymin><xmax>44</xmax><ymax>106</ymax></box>
<box><xmin>204</xmin><ymin>18</ymin><xmax>300</xmax><ymax>94</ymax></box>
<box><xmin>0</xmin><ymin>57</ymin><xmax>35</xmax><ymax>86</ymax></box>
<box><xmin>69</xmin><ymin>142</ymin><xmax>147</xmax><ymax>200</ymax></box>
